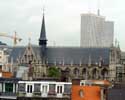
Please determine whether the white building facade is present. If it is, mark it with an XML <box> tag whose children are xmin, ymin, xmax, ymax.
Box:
<box><xmin>80</xmin><ymin>13</ymin><xmax>114</xmax><ymax>47</ymax></box>
<box><xmin>0</xmin><ymin>48</ymin><xmax>11</xmax><ymax>72</ymax></box>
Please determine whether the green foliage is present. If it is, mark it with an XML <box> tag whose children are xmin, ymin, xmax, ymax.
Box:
<box><xmin>48</xmin><ymin>67</ymin><xmax>60</xmax><ymax>78</ymax></box>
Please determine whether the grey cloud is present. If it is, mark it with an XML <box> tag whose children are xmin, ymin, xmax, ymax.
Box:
<box><xmin>0</xmin><ymin>0</ymin><xmax>125</xmax><ymax>50</ymax></box>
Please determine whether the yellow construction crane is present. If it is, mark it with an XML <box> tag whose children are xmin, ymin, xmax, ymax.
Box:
<box><xmin>0</xmin><ymin>32</ymin><xmax>22</xmax><ymax>46</ymax></box>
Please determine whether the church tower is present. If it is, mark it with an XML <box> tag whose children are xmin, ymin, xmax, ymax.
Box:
<box><xmin>39</xmin><ymin>10</ymin><xmax>47</xmax><ymax>64</ymax></box>
<box><xmin>39</xmin><ymin>11</ymin><xmax>47</xmax><ymax>46</ymax></box>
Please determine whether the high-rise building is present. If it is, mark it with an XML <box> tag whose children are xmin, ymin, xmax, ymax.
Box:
<box><xmin>80</xmin><ymin>13</ymin><xmax>114</xmax><ymax>47</ymax></box>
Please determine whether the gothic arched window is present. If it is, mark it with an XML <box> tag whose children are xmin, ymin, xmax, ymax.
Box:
<box><xmin>65</xmin><ymin>68</ymin><xmax>71</xmax><ymax>73</ymax></box>
<box><xmin>73</xmin><ymin>68</ymin><xmax>79</xmax><ymax>77</ymax></box>
<box><xmin>101</xmin><ymin>68</ymin><xmax>108</xmax><ymax>79</ymax></box>
<box><xmin>92</xmin><ymin>68</ymin><xmax>98</xmax><ymax>79</ymax></box>
<box><xmin>82</xmin><ymin>68</ymin><xmax>87</xmax><ymax>79</ymax></box>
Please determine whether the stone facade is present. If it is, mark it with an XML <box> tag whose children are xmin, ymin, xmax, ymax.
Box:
<box><xmin>7</xmin><ymin>43</ymin><xmax>121</xmax><ymax>82</ymax></box>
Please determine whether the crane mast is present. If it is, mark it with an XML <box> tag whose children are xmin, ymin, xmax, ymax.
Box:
<box><xmin>0</xmin><ymin>32</ymin><xmax>22</xmax><ymax>46</ymax></box>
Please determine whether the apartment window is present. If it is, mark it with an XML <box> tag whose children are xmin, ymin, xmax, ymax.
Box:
<box><xmin>57</xmin><ymin>86</ymin><xmax>59</xmax><ymax>93</ymax></box>
<box><xmin>18</xmin><ymin>83</ymin><xmax>25</xmax><ymax>92</ymax></box>
<box><xmin>49</xmin><ymin>84</ymin><xmax>56</xmax><ymax>94</ymax></box>
<box><xmin>34</xmin><ymin>84</ymin><xmax>40</xmax><ymax>92</ymax></box>
<box><xmin>64</xmin><ymin>84</ymin><xmax>71</xmax><ymax>94</ymax></box>
<box><xmin>0</xmin><ymin>83</ymin><xmax>2</xmax><ymax>92</ymax></box>
<box><xmin>42</xmin><ymin>85</ymin><xmax>47</xmax><ymax>93</ymax></box>
<box><xmin>5</xmin><ymin>83</ymin><xmax>13</xmax><ymax>92</ymax></box>
<box><xmin>27</xmin><ymin>85</ymin><xmax>29</xmax><ymax>93</ymax></box>
<box><xmin>57</xmin><ymin>86</ymin><xmax>63</xmax><ymax>93</ymax></box>
<box><xmin>60</xmin><ymin>86</ymin><xmax>62</xmax><ymax>93</ymax></box>
<box><xmin>27</xmin><ymin>85</ymin><xmax>32</xmax><ymax>93</ymax></box>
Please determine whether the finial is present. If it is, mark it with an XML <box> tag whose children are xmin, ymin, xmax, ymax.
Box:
<box><xmin>42</xmin><ymin>0</ymin><xmax>45</xmax><ymax>9</ymax></box>
<box><xmin>117</xmin><ymin>41</ymin><xmax>120</xmax><ymax>48</ymax></box>
<box><xmin>43</xmin><ymin>7</ymin><xmax>45</xmax><ymax>15</ymax></box>
<box><xmin>15</xmin><ymin>31</ymin><xmax>17</xmax><ymax>36</ymax></box>
<box><xmin>42</xmin><ymin>4</ymin><xmax>45</xmax><ymax>16</ymax></box>
<box><xmin>28</xmin><ymin>37</ymin><xmax>31</xmax><ymax>51</ymax></box>
<box><xmin>13</xmin><ymin>31</ymin><xmax>17</xmax><ymax>47</ymax></box>
<box><xmin>28</xmin><ymin>37</ymin><xmax>31</xmax><ymax>45</ymax></box>
<box><xmin>88</xmin><ymin>55</ymin><xmax>91</xmax><ymax>67</ymax></box>
<box><xmin>115</xmin><ymin>38</ymin><xmax>117</xmax><ymax>47</ymax></box>
<box><xmin>28</xmin><ymin>32</ymin><xmax>32</xmax><ymax>45</ymax></box>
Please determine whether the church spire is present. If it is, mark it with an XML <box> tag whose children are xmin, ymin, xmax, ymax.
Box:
<box><xmin>39</xmin><ymin>8</ymin><xmax>47</xmax><ymax>46</ymax></box>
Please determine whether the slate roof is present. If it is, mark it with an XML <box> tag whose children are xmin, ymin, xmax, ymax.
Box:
<box><xmin>0</xmin><ymin>77</ymin><xmax>21</xmax><ymax>83</ymax></box>
<box><xmin>46</xmin><ymin>47</ymin><xmax>110</xmax><ymax>65</ymax></box>
<box><xmin>0</xmin><ymin>41</ymin><xmax>7</xmax><ymax>45</ymax></box>
<box><xmin>8</xmin><ymin>45</ymin><xmax>110</xmax><ymax>65</ymax></box>
<box><xmin>8</xmin><ymin>46</ymin><xmax>25</xmax><ymax>62</ymax></box>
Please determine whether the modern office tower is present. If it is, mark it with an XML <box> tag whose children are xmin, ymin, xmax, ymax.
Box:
<box><xmin>80</xmin><ymin>13</ymin><xmax>114</xmax><ymax>47</ymax></box>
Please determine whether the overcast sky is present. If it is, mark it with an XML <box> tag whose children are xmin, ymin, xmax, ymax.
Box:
<box><xmin>0</xmin><ymin>0</ymin><xmax>125</xmax><ymax>50</ymax></box>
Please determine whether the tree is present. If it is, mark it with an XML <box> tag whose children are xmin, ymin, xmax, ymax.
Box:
<box><xmin>48</xmin><ymin>67</ymin><xmax>60</xmax><ymax>78</ymax></box>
